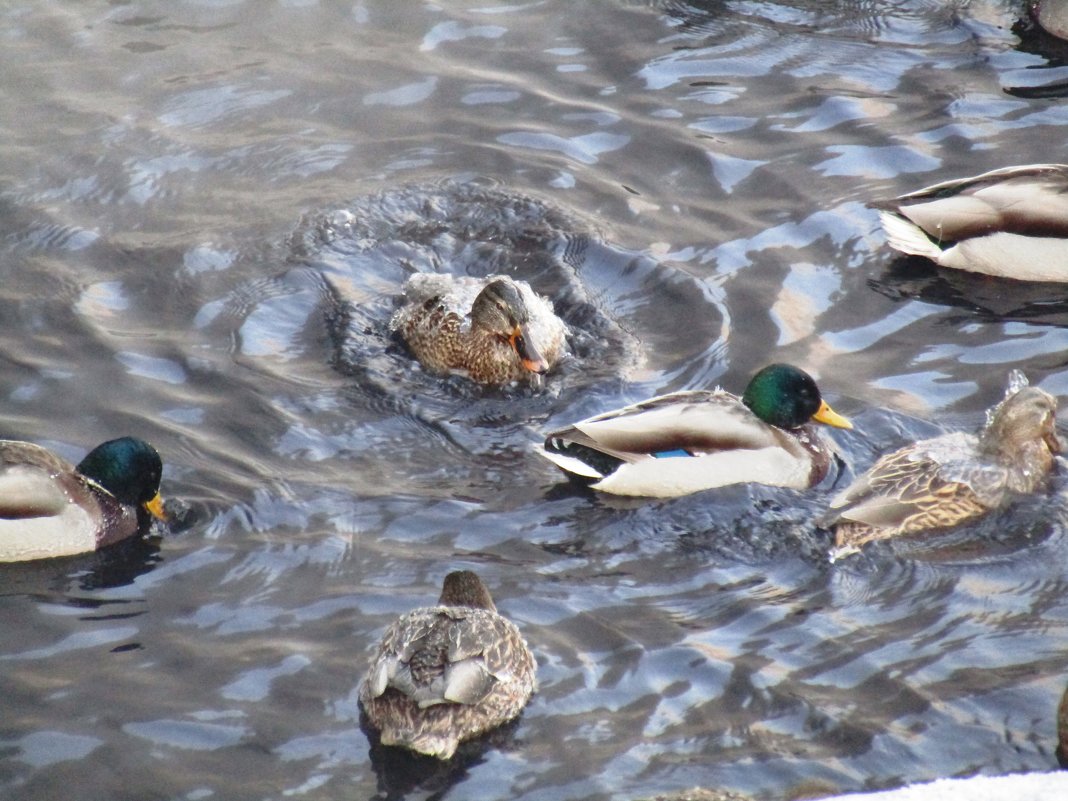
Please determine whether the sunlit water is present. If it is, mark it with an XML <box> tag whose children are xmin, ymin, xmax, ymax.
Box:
<box><xmin>3</xmin><ymin>2</ymin><xmax>1068</xmax><ymax>800</ymax></box>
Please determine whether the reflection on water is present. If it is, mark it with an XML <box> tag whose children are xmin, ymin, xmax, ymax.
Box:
<box><xmin>3</xmin><ymin>1</ymin><xmax>1068</xmax><ymax>800</ymax></box>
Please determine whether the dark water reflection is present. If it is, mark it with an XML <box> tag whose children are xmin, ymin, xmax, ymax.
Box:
<box><xmin>3</xmin><ymin>1</ymin><xmax>1068</xmax><ymax>800</ymax></box>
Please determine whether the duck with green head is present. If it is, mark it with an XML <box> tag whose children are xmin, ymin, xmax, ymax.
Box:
<box><xmin>390</xmin><ymin>273</ymin><xmax>566</xmax><ymax>385</ymax></box>
<box><xmin>0</xmin><ymin>436</ymin><xmax>166</xmax><ymax>563</ymax></box>
<box><xmin>824</xmin><ymin>371</ymin><xmax>1061</xmax><ymax>557</ymax></box>
<box><xmin>538</xmin><ymin>363</ymin><xmax>853</xmax><ymax>497</ymax></box>
<box><xmin>359</xmin><ymin>570</ymin><xmax>536</xmax><ymax>760</ymax></box>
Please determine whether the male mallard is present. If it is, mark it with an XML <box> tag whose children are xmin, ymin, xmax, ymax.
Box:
<box><xmin>537</xmin><ymin>363</ymin><xmax>853</xmax><ymax>498</ymax></box>
<box><xmin>0</xmin><ymin>436</ymin><xmax>166</xmax><ymax>563</ymax></box>
<box><xmin>390</xmin><ymin>273</ymin><xmax>566</xmax><ymax>385</ymax></box>
<box><xmin>825</xmin><ymin>372</ymin><xmax>1060</xmax><ymax>555</ymax></box>
<box><xmin>359</xmin><ymin>570</ymin><xmax>536</xmax><ymax>759</ymax></box>
<box><xmin>875</xmin><ymin>163</ymin><xmax>1068</xmax><ymax>281</ymax></box>
<box><xmin>1034</xmin><ymin>0</ymin><xmax>1068</xmax><ymax>39</ymax></box>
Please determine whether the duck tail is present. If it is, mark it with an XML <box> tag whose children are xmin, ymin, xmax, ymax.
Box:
<box><xmin>878</xmin><ymin>210</ymin><xmax>944</xmax><ymax>260</ymax></box>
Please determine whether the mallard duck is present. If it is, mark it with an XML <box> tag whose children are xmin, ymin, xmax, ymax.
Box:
<box><xmin>825</xmin><ymin>372</ymin><xmax>1060</xmax><ymax>555</ymax></box>
<box><xmin>389</xmin><ymin>273</ymin><xmax>566</xmax><ymax>385</ymax></box>
<box><xmin>0</xmin><ymin>436</ymin><xmax>166</xmax><ymax>563</ymax></box>
<box><xmin>874</xmin><ymin>163</ymin><xmax>1068</xmax><ymax>281</ymax></box>
<box><xmin>1034</xmin><ymin>1</ymin><xmax>1068</xmax><ymax>39</ymax></box>
<box><xmin>358</xmin><ymin>570</ymin><xmax>536</xmax><ymax>759</ymax></box>
<box><xmin>537</xmin><ymin>363</ymin><xmax>853</xmax><ymax>498</ymax></box>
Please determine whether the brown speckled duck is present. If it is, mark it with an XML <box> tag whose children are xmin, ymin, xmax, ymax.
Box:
<box><xmin>358</xmin><ymin>570</ymin><xmax>536</xmax><ymax>760</ymax></box>
<box><xmin>389</xmin><ymin>273</ymin><xmax>566</xmax><ymax>385</ymax></box>
<box><xmin>825</xmin><ymin>372</ymin><xmax>1060</xmax><ymax>557</ymax></box>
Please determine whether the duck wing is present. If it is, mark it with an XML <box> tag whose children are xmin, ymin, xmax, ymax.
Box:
<box><xmin>0</xmin><ymin>442</ymin><xmax>81</xmax><ymax>519</ymax></box>
<box><xmin>826</xmin><ymin>444</ymin><xmax>988</xmax><ymax>536</ymax></box>
<box><xmin>548</xmin><ymin>390</ymin><xmax>781</xmax><ymax>461</ymax></box>
<box><xmin>883</xmin><ymin>164</ymin><xmax>1068</xmax><ymax>242</ymax></box>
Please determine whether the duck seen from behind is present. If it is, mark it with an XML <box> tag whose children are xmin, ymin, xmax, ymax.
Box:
<box><xmin>0</xmin><ymin>436</ymin><xmax>166</xmax><ymax>563</ymax></box>
<box><xmin>875</xmin><ymin>163</ymin><xmax>1068</xmax><ymax>281</ymax></box>
<box><xmin>359</xmin><ymin>570</ymin><xmax>536</xmax><ymax>760</ymax></box>
<box><xmin>538</xmin><ymin>363</ymin><xmax>853</xmax><ymax>498</ymax></box>
<box><xmin>825</xmin><ymin>372</ymin><xmax>1060</xmax><ymax>557</ymax></box>
<box><xmin>390</xmin><ymin>273</ymin><xmax>566</xmax><ymax>385</ymax></box>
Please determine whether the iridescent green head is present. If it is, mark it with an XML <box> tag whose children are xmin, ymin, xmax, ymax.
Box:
<box><xmin>742</xmin><ymin>363</ymin><xmax>852</xmax><ymax>430</ymax></box>
<box><xmin>77</xmin><ymin>437</ymin><xmax>166</xmax><ymax>519</ymax></box>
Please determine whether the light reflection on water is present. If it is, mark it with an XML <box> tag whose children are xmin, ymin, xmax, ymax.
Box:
<box><xmin>2</xmin><ymin>1</ymin><xmax>1068</xmax><ymax>800</ymax></box>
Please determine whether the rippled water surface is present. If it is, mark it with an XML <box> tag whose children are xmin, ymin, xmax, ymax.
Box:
<box><xmin>3</xmin><ymin>2</ymin><xmax>1068</xmax><ymax>800</ymax></box>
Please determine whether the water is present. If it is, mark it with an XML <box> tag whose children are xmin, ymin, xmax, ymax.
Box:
<box><xmin>2</xmin><ymin>1</ymin><xmax>1068</xmax><ymax>799</ymax></box>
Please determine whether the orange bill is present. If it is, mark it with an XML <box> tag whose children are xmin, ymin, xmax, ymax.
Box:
<box><xmin>510</xmin><ymin>325</ymin><xmax>548</xmax><ymax>375</ymax></box>
<box><xmin>812</xmin><ymin>400</ymin><xmax>852</xmax><ymax>429</ymax></box>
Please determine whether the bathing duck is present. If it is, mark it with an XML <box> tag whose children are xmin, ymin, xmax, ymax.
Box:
<box><xmin>390</xmin><ymin>273</ymin><xmax>566</xmax><ymax>385</ymax></box>
<box><xmin>825</xmin><ymin>373</ymin><xmax>1060</xmax><ymax>555</ymax></box>
<box><xmin>538</xmin><ymin>363</ymin><xmax>853</xmax><ymax>498</ymax></box>
<box><xmin>0</xmin><ymin>436</ymin><xmax>166</xmax><ymax>563</ymax></box>
<box><xmin>359</xmin><ymin>570</ymin><xmax>536</xmax><ymax>759</ymax></box>
<box><xmin>874</xmin><ymin>163</ymin><xmax>1068</xmax><ymax>281</ymax></box>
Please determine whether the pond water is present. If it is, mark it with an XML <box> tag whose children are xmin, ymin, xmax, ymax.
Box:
<box><xmin>3</xmin><ymin>1</ymin><xmax>1068</xmax><ymax>800</ymax></box>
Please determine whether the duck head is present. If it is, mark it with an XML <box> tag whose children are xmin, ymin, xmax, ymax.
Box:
<box><xmin>470</xmin><ymin>279</ymin><xmax>548</xmax><ymax>375</ymax></box>
<box><xmin>980</xmin><ymin>385</ymin><xmax>1061</xmax><ymax>461</ymax></box>
<box><xmin>77</xmin><ymin>436</ymin><xmax>167</xmax><ymax>521</ymax></box>
<box><xmin>438</xmin><ymin>569</ymin><xmax>498</xmax><ymax>612</ymax></box>
<box><xmin>742</xmin><ymin>363</ymin><xmax>853</xmax><ymax>430</ymax></box>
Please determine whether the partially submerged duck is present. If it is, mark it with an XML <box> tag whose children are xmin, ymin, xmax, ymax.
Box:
<box><xmin>874</xmin><ymin>163</ymin><xmax>1068</xmax><ymax>281</ymax></box>
<box><xmin>538</xmin><ymin>363</ymin><xmax>853</xmax><ymax>498</ymax></box>
<box><xmin>825</xmin><ymin>372</ymin><xmax>1060</xmax><ymax>556</ymax></box>
<box><xmin>0</xmin><ymin>436</ymin><xmax>166</xmax><ymax>563</ymax></box>
<box><xmin>359</xmin><ymin>570</ymin><xmax>536</xmax><ymax>759</ymax></box>
<box><xmin>390</xmin><ymin>273</ymin><xmax>566</xmax><ymax>385</ymax></box>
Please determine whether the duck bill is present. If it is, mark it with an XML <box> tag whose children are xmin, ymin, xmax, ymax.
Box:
<box><xmin>510</xmin><ymin>325</ymin><xmax>548</xmax><ymax>375</ymax></box>
<box><xmin>1045</xmin><ymin>428</ymin><xmax>1062</xmax><ymax>454</ymax></box>
<box><xmin>812</xmin><ymin>400</ymin><xmax>853</xmax><ymax>430</ymax></box>
<box><xmin>144</xmin><ymin>492</ymin><xmax>168</xmax><ymax>521</ymax></box>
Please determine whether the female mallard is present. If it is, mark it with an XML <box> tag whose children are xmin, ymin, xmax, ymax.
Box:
<box><xmin>390</xmin><ymin>273</ymin><xmax>566</xmax><ymax>385</ymax></box>
<box><xmin>359</xmin><ymin>570</ymin><xmax>536</xmax><ymax>759</ymax></box>
<box><xmin>875</xmin><ymin>163</ymin><xmax>1068</xmax><ymax>281</ymax></box>
<box><xmin>825</xmin><ymin>372</ymin><xmax>1060</xmax><ymax>555</ymax></box>
<box><xmin>537</xmin><ymin>363</ymin><xmax>853</xmax><ymax>498</ymax></box>
<box><xmin>0</xmin><ymin>436</ymin><xmax>166</xmax><ymax>563</ymax></box>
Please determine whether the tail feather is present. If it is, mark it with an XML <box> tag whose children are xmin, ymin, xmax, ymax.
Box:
<box><xmin>878</xmin><ymin>210</ymin><xmax>945</xmax><ymax>261</ymax></box>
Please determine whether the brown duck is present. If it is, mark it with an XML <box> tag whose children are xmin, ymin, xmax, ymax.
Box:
<box><xmin>825</xmin><ymin>372</ymin><xmax>1060</xmax><ymax>557</ymax></box>
<box><xmin>359</xmin><ymin>570</ymin><xmax>537</xmax><ymax>759</ymax></box>
<box><xmin>390</xmin><ymin>274</ymin><xmax>566</xmax><ymax>385</ymax></box>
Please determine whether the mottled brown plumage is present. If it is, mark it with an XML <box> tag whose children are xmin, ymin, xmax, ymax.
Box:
<box><xmin>390</xmin><ymin>273</ymin><xmax>566</xmax><ymax>385</ymax></box>
<box><xmin>359</xmin><ymin>570</ymin><xmax>536</xmax><ymax>759</ymax></box>
<box><xmin>827</xmin><ymin>375</ymin><xmax>1060</xmax><ymax>555</ymax></box>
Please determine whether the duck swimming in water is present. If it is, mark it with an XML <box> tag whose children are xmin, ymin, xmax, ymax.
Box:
<box><xmin>359</xmin><ymin>570</ymin><xmax>537</xmax><ymax>759</ymax></box>
<box><xmin>390</xmin><ymin>273</ymin><xmax>566</xmax><ymax>385</ymax></box>
<box><xmin>825</xmin><ymin>372</ymin><xmax>1060</xmax><ymax>556</ymax></box>
<box><xmin>875</xmin><ymin>163</ymin><xmax>1068</xmax><ymax>281</ymax></box>
<box><xmin>538</xmin><ymin>363</ymin><xmax>853</xmax><ymax>498</ymax></box>
<box><xmin>0</xmin><ymin>436</ymin><xmax>166</xmax><ymax>563</ymax></box>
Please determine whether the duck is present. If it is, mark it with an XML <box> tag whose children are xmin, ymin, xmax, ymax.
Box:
<box><xmin>874</xmin><ymin>163</ymin><xmax>1068</xmax><ymax>281</ymax></box>
<box><xmin>358</xmin><ymin>570</ymin><xmax>537</xmax><ymax>760</ymax></box>
<box><xmin>537</xmin><ymin>363</ymin><xmax>853</xmax><ymax>498</ymax></box>
<box><xmin>389</xmin><ymin>273</ymin><xmax>566</xmax><ymax>385</ymax></box>
<box><xmin>1034</xmin><ymin>1</ymin><xmax>1068</xmax><ymax>39</ymax></box>
<box><xmin>0</xmin><ymin>436</ymin><xmax>166</xmax><ymax>563</ymax></box>
<box><xmin>824</xmin><ymin>372</ymin><xmax>1060</xmax><ymax>556</ymax></box>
